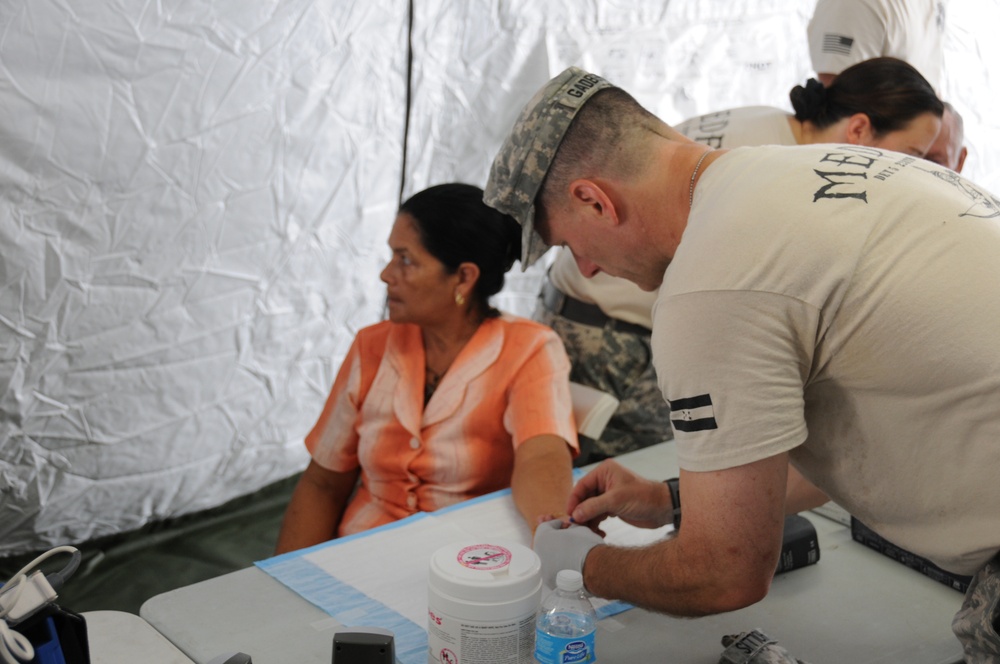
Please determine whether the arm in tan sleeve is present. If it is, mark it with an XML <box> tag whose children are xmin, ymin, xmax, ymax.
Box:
<box><xmin>581</xmin><ymin>452</ymin><xmax>790</xmax><ymax>616</ymax></box>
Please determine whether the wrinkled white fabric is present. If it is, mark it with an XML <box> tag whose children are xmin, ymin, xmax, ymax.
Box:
<box><xmin>1</xmin><ymin>0</ymin><xmax>998</xmax><ymax>555</ymax></box>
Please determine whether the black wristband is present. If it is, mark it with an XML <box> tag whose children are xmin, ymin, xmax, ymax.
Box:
<box><xmin>664</xmin><ymin>477</ymin><xmax>681</xmax><ymax>530</ymax></box>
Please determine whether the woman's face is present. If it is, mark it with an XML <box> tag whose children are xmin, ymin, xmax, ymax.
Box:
<box><xmin>868</xmin><ymin>111</ymin><xmax>942</xmax><ymax>157</ymax></box>
<box><xmin>380</xmin><ymin>212</ymin><xmax>458</xmax><ymax>326</ymax></box>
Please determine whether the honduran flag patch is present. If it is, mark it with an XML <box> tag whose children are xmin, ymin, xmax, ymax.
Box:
<box><xmin>669</xmin><ymin>393</ymin><xmax>718</xmax><ymax>432</ymax></box>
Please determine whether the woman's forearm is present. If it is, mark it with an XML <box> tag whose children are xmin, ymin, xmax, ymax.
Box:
<box><xmin>275</xmin><ymin>460</ymin><xmax>358</xmax><ymax>554</ymax></box>
<box><xmin>511</xmin><ymin>434</ymin><xmax>575</xmax><ymax>535</ymax></box>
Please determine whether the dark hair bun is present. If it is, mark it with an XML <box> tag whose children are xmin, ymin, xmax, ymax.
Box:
<box><xmin>788</xmin><ymin>58</ymin><xmax>942</xmax><ymax>133</ymax></box>
<box><xmin>789</xmin><ymin>78</ymin><xmax>827</xmax><ymax>122</ymax></box>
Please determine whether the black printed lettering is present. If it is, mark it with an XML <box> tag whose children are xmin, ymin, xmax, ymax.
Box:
<box><xmin>695</xmin><ymin>134</ymin><xmax>724</xmax><ymax>149</ymax></box>
<box><xmin>874</xmin><ymin>165</ymin><xmax>899</xmax><ymax>181</ymax></box>
<box><xmin>697</xmin><ymin>111</ymin><xmax>731</xmax><ymax>133</ymax></box>
<box><xmin>820</xmin><ymin>153</ymin><xmax>878</xmax><ymax>169</ymax></box>
<box><xmin>874</xmin><ymin>157</ymin><xmax>915</xmax><ymax>181</ymax></box>
<box><xmin>812</xmin><ymin>170</ymin><xmax>868</xmax><ymax>202</ymax></box>
<box><xmin>734</xmin><ymin>630</ymin><xmax>769</xmax><ymax>654</ymax></box>
<box><xmin>567</xmin><ymin>74</ymin><xmax>602</xmax><ymax>98</ymax></box>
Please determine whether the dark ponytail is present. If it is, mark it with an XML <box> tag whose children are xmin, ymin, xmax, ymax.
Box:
<box><xmin>790</xmin><ymin>57</ymin><xmax>943</xmax><ymax>134</ymax></box>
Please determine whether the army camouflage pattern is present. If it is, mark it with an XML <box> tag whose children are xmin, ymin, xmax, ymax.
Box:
<box><xmin>536</xmin><ymin>304</ymin><xmax>672</xmax><ymax>466</ymax></box>
<box><xmin>953</xmin><ymin>553</ymin><xmax>1000</xmax><ymax>662</ymax></box>
<box><xmin>718</xmin><ymin>629</ymin><xmax>811</xmax><ymax>664</ymax></box>
<box><xmin>484</xmin><ymin>67</ymin><xmax>612</xmax><ymax>270</ymax></box>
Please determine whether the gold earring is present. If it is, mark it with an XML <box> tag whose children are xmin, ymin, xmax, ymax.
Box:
<box><xmin>455</xmin><ymin>291</ymin><xmax>465</xmax><ymax>306</ymax></box>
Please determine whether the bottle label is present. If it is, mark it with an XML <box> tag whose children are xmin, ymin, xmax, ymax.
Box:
<box><xmin>428</xmin><ymin>609</ymin><xmax>535</xmax><ymax>664</ymax></box>
<box><xmin>534</xmin><ymin>630</ymin><xmax>596</xmax><ymax>664</ymax></box>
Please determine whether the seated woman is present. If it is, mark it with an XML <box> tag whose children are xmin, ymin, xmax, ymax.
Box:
<box><xmin>275</xmin><ymin>183</ymin><xmax>578</xmax><ymax>554</ymax></box>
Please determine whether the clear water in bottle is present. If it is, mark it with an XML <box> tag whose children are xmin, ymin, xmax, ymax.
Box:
<box><xmin>534</xmin><ymin>569</ymin><xmax>597</xmax><ymax>664</ymax></box>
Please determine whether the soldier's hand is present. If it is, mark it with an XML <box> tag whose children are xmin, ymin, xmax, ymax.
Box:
<box><xmin>568</xmin><ymin>459</ymin><xmax>674</xmax><ymax>533</ymax></box>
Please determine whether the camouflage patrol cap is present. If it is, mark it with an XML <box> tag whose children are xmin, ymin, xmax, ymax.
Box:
<box><xmin>484</xmin><ymin>67</ymin><xmax>613</xmax><ymax>270</ymax></box>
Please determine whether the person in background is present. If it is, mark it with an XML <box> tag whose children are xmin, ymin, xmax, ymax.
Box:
<box><xmin>925</xmin><ymin>101</ymin><xmax>968</xmax><ymax>173</ymax></box>
<box><xmin>275</xmin><ymin>183</ymin><xmax>578</xmax><ymax>554</ymax></box>
<box><xmin>538</xmin><ymin>57</ymin><xmax>943</xmax><ymax>466</ymax></box>
<box><xmin>486</xmin><ymin>67</ymin><xmax>1000</xmax><ymax>661</ymax></box>
<box><xmin>807</xmin><ymin>0</ymin><xmax>967</xmax><ymax>175</ymax></box>
<box><xmin>807</xmin><ymin>0</ymin><xmax>945</xmax><ymax>90</ymax></box>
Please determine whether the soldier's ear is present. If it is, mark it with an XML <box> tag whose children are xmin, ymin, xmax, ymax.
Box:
<box><xmin>569</xmin><ymin>179</ymin><xmax>620</xmax><ymax>228</ymax></box>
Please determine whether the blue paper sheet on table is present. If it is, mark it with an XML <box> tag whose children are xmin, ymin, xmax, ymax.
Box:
<box><xmin>257</xmin><ymin>475</ymin><xmax>671</xmax><ymax>664</ymax></box>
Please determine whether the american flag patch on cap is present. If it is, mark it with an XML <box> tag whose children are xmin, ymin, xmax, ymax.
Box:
<box><xmin>822</xmin><ymin>33</ymin><xmax>854</xmax><ymax>55</ymax></box>
<box><xmin>669</xmin><ymin>393</ymin><xmax>718</xmax><ymax>432</ymax></box>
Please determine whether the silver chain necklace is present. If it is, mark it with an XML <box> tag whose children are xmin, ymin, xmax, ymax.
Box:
<box><xmin>689</xmin><ymin>150</ymin><xmax>712</xmax><ymax>209</ymax></box>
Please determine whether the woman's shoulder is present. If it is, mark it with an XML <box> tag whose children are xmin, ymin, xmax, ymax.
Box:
<box><xmin>483</xmin><ymin>314</ymin><xmax>570</xmax><ymax>375</ymax></box>
<box><xmin>356</xmin><ymin>318</ymin><xmax>394</xmax><ymax>338</ymax></box>
<box><xmin>493</xmin><ymin>312</ymin><xmax>561</xmax><ymax>343</ymax></box>
<box><xmin>353</xmin><ymin>320</ymin><xmax>419</xmax><ymax>356</ymax></box>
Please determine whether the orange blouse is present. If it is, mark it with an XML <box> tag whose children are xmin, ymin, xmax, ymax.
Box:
<box><xmin>305</xmin><ymin>314</ymin><xmax>579</xmax><ymax>536</ymax></box>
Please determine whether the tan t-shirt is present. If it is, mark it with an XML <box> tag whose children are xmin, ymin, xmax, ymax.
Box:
<box><xmin>548</xmin><ymin>106</ymin><xmax>797</xmax><ymax>328</ymax></box>
<box><xmin>655</xmin><ymin>143</ymin><xmax>1000</xmax><ymax>575</ymax></box>
<box><xmin>807</xmin><ymin>0</ymin><xmax>945</xmax><ymax>91</ymax></box>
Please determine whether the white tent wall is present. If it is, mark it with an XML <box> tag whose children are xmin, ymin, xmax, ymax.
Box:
<box><xmin>940</xmin><ymin>1</ymin><xmax>1000</xmax><ymax>190</ymax></box>
<box><xmin>0</xmin><ymin>0</ymin><xmax>408</xmax><ymax>555</ymax></box>
<box><xmin>1</xmin><ymin>0</ymin><xmax>998</xmax><ymax>557</ymax></box>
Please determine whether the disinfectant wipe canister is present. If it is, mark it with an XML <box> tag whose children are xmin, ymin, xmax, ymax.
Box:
<box><xmin>534</xmin><ymin>569</ymin><xmax>597</xmax><ymax>664</ymax></box>
<box><xmin>428</xmin><ymin>541</ymin><xmax>542</xmax><ymax>664</ymax></box>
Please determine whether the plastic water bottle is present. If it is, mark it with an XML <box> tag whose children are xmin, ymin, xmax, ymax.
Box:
<box><xmin>533</xmin><ymin>569</ymin><xmax>597</xmax><ymax>664</ymax></box>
